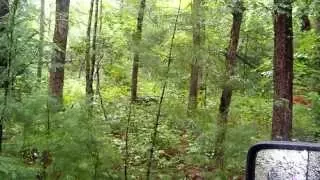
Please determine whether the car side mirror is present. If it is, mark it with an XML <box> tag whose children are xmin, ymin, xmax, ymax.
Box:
<box><xmin>246</xmin><ymin>141</ymin><xmax>320</xmax><ymax>180</ymax></box>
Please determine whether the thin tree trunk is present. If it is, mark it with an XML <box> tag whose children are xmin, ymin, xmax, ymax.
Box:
<box><xmin>0</xmin><ymin>0</ymin><xmax>9</xmax><ymax>153</ymax></box>
<box><xmin>146</xmin><ymin>1</ymin><xmax>181</xmax><ymax>178</ymax></box>
<box><xmin>85</xmin><ymin>0</ymin><xmax>95</xmax><ymax>102</ymax></box>
<box><xmin>131</xmin><ymin>0</ymin><xmax>146</xmax><ymax>102</ymax></box>
<box><xmin>188</xmin><ymin>0</ymin><xmax>201</xmax><ymax>110</ymax></box>
<box><xmin>96</xmin><ymin>63</ymin><xmax>107</xmax><ymax>120</ymax></box>
<box><xmin>49</xmin><ymin>0</ymin><xmax>70</xmax><ymax>107</ymax></box>
<box><xmin>214</xmin><ymin>0</ymin><xmax>244</xmax><ymax>169</ymax></box>
<box><xmin>96</xmin><ymin>0</ymin><xmax>108</xmax><ymax>120</ymax></box>
<box><xmin>96</xmin><ymin>0</ymin><xmax>107</xmax><ymax>121</ymax></box>
<box><xmin>1</xmin><ymin>0</ymin><xmax>18</xmax><ymax>153</ymax></box>
<box><xmin>272</xmin><ymin>0</ymin><xmax>293</xmax><ymax>141</ymax></box>
<box><xmin>0</xmin><ymin>0</ymin><xmax>19</xmax><ymax>152</ymax></box>
<box><xmin>37</xmin><ymin>0</ymin><xmax>45</xmax><ymax>82</ymax></box>
<box><xmin>7</xmin><ymin>0</ymin><xmax>19</xmax><ymax>95</ymax></box>
<box><xmin>99</xmin><ymin>0</ymin><xmax>103</xmax><ymax>33</ymax></box>
<box><xmin>124</xmin><ymin>103</ymin><xmax>133</xmax><ymax>180</ymax></box>
<box><xmin>199</xmin><ymin>0</ymin><xmax>207</xmax><ymax>107</ymax></box>
<box><xmin>90</xmin><ymin>0</ymin><xmax>99</xmax><ymax>99</ymax></box>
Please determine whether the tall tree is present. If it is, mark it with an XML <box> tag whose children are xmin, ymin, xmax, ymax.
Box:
<box><xmin>199</xmin><ymin>0</ymin><xmax>207</xmax><ymax>107</ymax></box>
<box><xmin>85</xmin><ymin>0</ymin><xmax>95</xmax><ymax>102</ymax></box>
<box><xmin>271</xmin><ymin>0</ymin><xmax>293</xmax><ymax>141</ymax></box>
<box><xmin>37</xmin><ymin>0</ymin><xmax>45</xmax><ymax>82</ymax></box>
<box><xmin>0</xmin><ymin>0</ymin><xmax>9</xmax><ymax>81</ymax></box>
<box><xmin>0</xmin><ymin>0</ymin><xmax>9</xmax><ymax>153</ymax></box>
<box><xmin>90</xmin><ymin>0</ymin><xmax>99</xmax><ymax>98</ymax></box>
<box><xmin>131</xmin><ymin>0</ymin><xmax>146</xmax><ymax>102</ymax></box>
<box><xmin>188</xmin><ymin>0</ymin><xmax>201</xmax><ymax>110</ymax></box>
<box><xmin>214</xmin><ymin>0</ymin><xmax>244</xmax><ymax>169</ymax></box>
<box><xmin>49</xmin><ymin>0</ymin><xmax>70</xmax><ymax>106</ymax></box>
<box><xmin>96</xmin><ymin>0</ymin><xmax>107</xmax><ymax>120</ymax></box>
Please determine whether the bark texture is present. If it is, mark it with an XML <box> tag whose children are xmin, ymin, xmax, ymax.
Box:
<box><xmin>131</xmin><ymin>0</ymin><xmax>146</xmax><ymax>102</ymax></box>
<box><xmin>0</xmin><ymin>0</ymin><xmax>9</xmax><ymax>153</ymax></box>
<box><xmin>85</xmin><ymin>0</ymin><xmax>95</xmax><ymax>101</ymax></box>
<box><xmin>49</xmin><ymin>0</ymin><xmax>70</xmax><ymax>106</ymax></box>
<box><xmin>188</xmin><ymin>0</ymin><xmax>201</xmax><ymax>110</ymax></box>
<box><xmin>0</xmin><ymin>0</ymin><xmax>8</xmax><ymax>74</ymax></box>
<box><xmin>214</xmin><ymin>0</ymin><xmax>244</xmax><ymax>169</ymax></box>
<box><xmin>90</xmin><ymin>0</ymin><xmax>99</xmax><ymax>96</ymax></box>
<box><xmin>272</xmin><ymin>0</ymin><xmax>293</xmax><ymax>141</ymax></box>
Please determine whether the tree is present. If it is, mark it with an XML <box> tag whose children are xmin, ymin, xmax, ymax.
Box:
<box><xmin>131</xmin><ymin>0</ymin><xmax>146</xmax><ymax>102</ymax></box>
<box><xmin>0</xmin><ymin>0</ymin><xmax>9</xmax><ymax>153</ymax></box>
<box><xmin>0</xmin><ymin>0</ymin><xmax>9</xmax><ymax>81</ymax></box>
<box><xmin>90</xmin><ymin>0</ymin><xmax>99</xmax><ymax>98</ymax></box>
<box><xmin>272</xmin><ymin>0</ymin><xmax>294</xmax><ymax>141</ymax></box>
<box><xmin>85</xmin><ymin>0</ymin><xmax>95</xmax><ymax>102</ymax></box>
<box><xmin>188</xmin><ymin>0</ymin><xmax>201</xmax><ymax>110</ymax></box>
<box><xmin>145</xmin><ymin>1</ymin><xmax>182</xmax><ymax>178</ymax></box>
<box><xmin>49</xmin><ymin>0</ymin><xmax>70</xmax><ymax>106</ymax></box>
<box><xmin>37</xmin><ymin>0</ymin><xmax>45</xmax><ymax>82</ymax></box>
<box><xmin>214</xmin><ymin>0</ymin><xmax>244</xmax><ymax>169</ymax></box>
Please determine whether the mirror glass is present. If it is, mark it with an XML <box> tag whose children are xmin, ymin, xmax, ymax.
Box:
<box><xmin>255</xmin><ymin>149</ymin><xmax>320</xmax><ymax>180</ymax></box>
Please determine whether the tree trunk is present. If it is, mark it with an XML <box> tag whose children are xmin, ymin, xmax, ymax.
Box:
<box><xmin>145</xmin><ymin>1</ymin><xmax>182</xmax><ymax>178</ymax></box>
<box><xmin>95</xmin><ymin>0</ymin><xmax>107</xmax><ymax>121</ymax></box>
<box><xmin>188</xmin><ymin>0</ymin><xmax>201</xmax><ymax>110</ymax></box>
<box><xmin>99</xmin><ymin>0</ymin><xmax>103</xmax><ymax>33</ymax></box>
<box><xmin>131</xmin><ymin>0</ymin><xmax>146</xmax><ymax>102</ymax></box>
<box><xmin>85</xmin><ymin>0</ymin><xmax>95</xmax><ymax>102</ymax></box>
<box><xmin>49</xmin><ymin>0</ymin><xmax>70</xmax><ymax>106</ymax></box>
<box><xmin>0</xmin><ymin>0</ymin><xmax>9</xmax><ymax>153</ymax></box>
<box><xmin>214</xmin><ymin>0</ymin><xmax>244</xmax><ymax>169</ymax></box>
<box><xmin>272</xmin><ymin>0</ymin><xmax>293</xmax><ymax>141</ymax></box>
<box><xmin>37</xmin><ymin>0</ymin><xmax>45</xmax><ymax>82</ymax></box>
<box><xmin>199</xmin><ymin>0</ymin><xmax>207</xmax><ymax>107</ymax></box>
<box><xmin>90</xmin><ymin>0</ymin><xmax>99</xmax><ymax>99</ymax></box>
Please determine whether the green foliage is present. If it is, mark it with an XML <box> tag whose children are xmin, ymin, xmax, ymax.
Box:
<box><xmin>0</xmin><ymin>156</ymin><xmax>38</xmax><ymax>179</ymax></box>
<box><xmin>1</xmin><ymin>0</ymin><xmax>319</xmax><ymax>179</ymax></box>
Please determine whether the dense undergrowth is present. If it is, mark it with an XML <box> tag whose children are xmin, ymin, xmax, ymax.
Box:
<box><xmin>1</xmin><ymin>79</ymin><xmax>319</xmax><ymax>179</ymax></box>
<box><xmin>0</xmin><ymin>0</ymin><xmax>320</xmax><ymax>179</ymax></box>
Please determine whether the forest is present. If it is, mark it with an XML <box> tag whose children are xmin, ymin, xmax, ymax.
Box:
<box><xmin>0</xmin><ymin>0</ymin><xmax>319</xmax><ymax>179</ymax></box>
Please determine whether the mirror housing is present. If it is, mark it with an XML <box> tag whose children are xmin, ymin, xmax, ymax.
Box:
<box><xmin>246</xmin><ymin>141</ymin><xmax>320</xmax><ymax>180</ymax></box>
